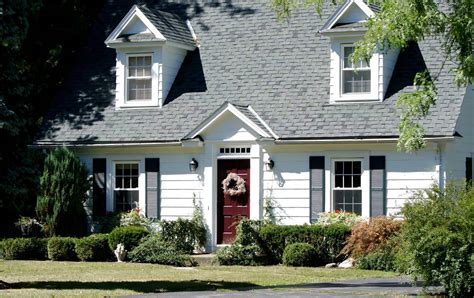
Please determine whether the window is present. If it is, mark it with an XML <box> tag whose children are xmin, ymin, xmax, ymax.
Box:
<box><xmin>342</xmin><ymin>46</ymin><xmax>370</xmax><ymax>94</ymax></box>
<box><xmin>333</xmin><ymin>160</ymin><xmax>362</xmax><ymax>215</ymax></box>
<box><xmin>127</xmin><ymin>55</ymin><xmax>152</xmax><ymax>101</ymax></box>
<box><xmin>219</xmin><ymin>147</ymin><xmax>251</xmax><ymax>154</ymax></box>
<box><xmin>114</xmin><ymin>162</ymin><xmax>139</xmax><ymax>211</ymax></box>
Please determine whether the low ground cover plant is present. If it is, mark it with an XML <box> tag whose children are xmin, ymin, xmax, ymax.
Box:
<box><xmin>47</xmin><ymin>237</ymin><xmax>77</xmax><ymax>261</ymax></box>
<box><xmin>128</xmin><ymin>235</ymin><xmax>193</xmax><ymax>266</ymax></box>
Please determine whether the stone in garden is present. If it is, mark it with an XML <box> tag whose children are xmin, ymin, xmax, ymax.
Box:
<box><xmin>114</xmin><ymin>243</ymin><xmax>127</xmax><ymax>262</ymax></box>
<box><xmin>325</xmin><ymin>263</ymin><xmax>337</xmax><ymax>268</ymax></box>
<box><xmin>338</xmin><ymin>257</ymin><xmax>355</xmax><ymax>268</ymax></box>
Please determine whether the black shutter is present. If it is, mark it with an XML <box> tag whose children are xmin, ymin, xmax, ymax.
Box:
<box><xmin>145</xmin><ymin>158</ymin><xmax>160</xmax><ymax>219</ymax></box>
<box><xmin>370</xmin><ymin>156</ymin><xmax>386</xmax><ymax>217</ymax></box>
<box><xmin>466</xmin><ymin>157</ymin><xmax>472</xmax><ymax>185</ymax></box>
<box><xmin>310</xmin><ymin>156</ymin><xmax>325</xmax><ymax>223</ymax></box>
<box><xmin>92</xmin><ymin>158</ymin><xmax>106</xmax><ymax>217</ymax></box>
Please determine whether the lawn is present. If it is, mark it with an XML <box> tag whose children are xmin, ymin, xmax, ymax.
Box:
<box><xmin>0</xmin><ymin>260</ymin><xmax>396</xmax><ymax>297</ymax></box>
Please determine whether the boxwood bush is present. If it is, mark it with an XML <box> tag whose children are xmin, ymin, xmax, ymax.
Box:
<box><xmin>259</xmin><ymin>223</ymin><xmax>350</xmax><ymax>264</ymax></box>
<box><xmin>128</xmin><ymin>235</ymin><xmax>193</xmax><ymax>267</ymax></box>
<box><xmin>108</xmin><ymin>226</ymin><xmax>149</xmax><ymax>252</ymax></box>
<box><xmin>283</xmin><ymin>243</ymin><xmax>318</xmax><ymax>267</ymax></box>
<box><xmin>0</xmin><ymin>238</ymin><xmax>47</xmax><ymax>260</ymax></box>
<box><xmin>215</xmin><ymin>244</ymin><xmax>266</xmax><ymax>266</ymax></box>
<box><xmin>75</xmin><ymin>234</ymin><xmax>112</xmax><ymax>262</ymax></box>
<box><xmin>47</xmin><ymin>237</ymin><xmax>77</xmax><ymax>261</ymax></box>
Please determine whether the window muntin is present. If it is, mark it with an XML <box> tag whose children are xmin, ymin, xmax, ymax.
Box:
<box><xmin>114</xmin><ymin>162</ymin><xmax>139</xmax><ymax>212</ymax></box>
<box><xmin>127</xmin><ymin>55</ymin><xmax>152</xmax><ymax>101</ymax></box>
<box><xmin>333</xmin><ymin>160</ymin><xmax>362</xmax><ymax>215</ymax></box>
<box><xmin>342</xmin><ymin>46</ymin><xmax>371</xmax><ymax>94</ymax></box>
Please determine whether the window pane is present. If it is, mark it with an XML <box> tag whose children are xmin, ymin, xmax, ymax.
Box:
<box><xmin>353</xmin><ymin>175</ymin><xmax>361</xmax><ymax>188</ymax></box>
<box><xmin>353</xmin><ymin>204</ymin><xmax>362</xmax><ymax>215</ymax></box>
<box><xmin>344</xmin><ymin>190</ymin><xmax>353</xmax><ymax>204</ymax></box>
<box><xmin>334</xmin><ymin>190</ymin><xmax>344</xmax><ymax>205</ymax></box>
<box><xmin>343</xmin><ymin>70</ymin><xmax>371</xmax><ymax>93</ymax></box>
<box><xmin>335</xmin><ymin>162</ymin><xmax>343</xmax><ymax>174</ymax></box>
<box><xmin>343</xmin><ymin>175</ymin><xmax>352</xmax><ymax>188</ymax></box>
<box><xmin>353</xmin><ymin>162</ymin><xmax>361</xmax><ymax>174</ymax></box>
<box><xmin>144</xmin><ymin>56</ymin><xmax>151</xmax><ymax>66</ymax></box>
<box><xmin>129</xmin><ymin>57</ymin><xmax>137</xmax><ymax>66</ymax></box>
<box><xmin>115</xmin><ymin>190</ymin><xmax>139</xmax><ymax>212</ymax></box>
<box><xmin>344</xmin><ymin>161</ymin><xmax>352</xmax><ymax>174</ymax></box>
<box><xmin>354</xmin><ymin>190</ymin><xmax>362</xmax><ymax>203</ymax></box>
<box><xmin>335</xmin><ymin>175</ymin><xmax>343</xmax><ymax>188</ymax></box>
<box><xmin>116</xmin><ymin>164</ymin><xmax>123</xmax><ymax>176</ymax></box>
<box><xmin>343</xmin><ymin>47</ymin><xmax>354</xmax><ymax>68</ymax></box>
<box><xmin>131</xmin><ymin>164</ymin><xmax>138</xmax><ymax>176</ymax></box>
<box><xmin>131</xmin><ymin>177</ymin><xmax>138</xmax><ymax>188</ymax></box>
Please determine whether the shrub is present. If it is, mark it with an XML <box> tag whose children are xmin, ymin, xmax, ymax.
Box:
<box><xmin>14</xmin><ymin>217</ymin><xmax>43</xmax><ymax>237</ymax></box>
<box><xmin>215</xmin><ymin>244</ymin><xmax>266</xmax><ymax>266</ymax></box>
<box><xmin>160</xmin><ymin>218</ymin><xmax>205</xmax><ymax>254</ymax></box>
<box><xmin>283</xmin><ymin>243</ymin><xmax>318</xmax><ymax>267</ymax></box>
<box><xmin>128</xmin><ymin>235</ymin><xmax>193</xmax><ymax>266</ymax></box>
<box><xmin>400</xmin><ymin>183</ymin><xmax>474</xmax><ymax>297</ymax></box>
<box><xmin>36</xmin><ymin>147</ymin><xmax>89</xmax><ymax>237</ymax></box>
<box><xmin>96</xmin><ymin>212</ymin><xmax>120</xmax><ymax>233</ymax></box>
<box><xmin>47</xmin><ymin>237</ymin><xmax>77</xmax><ymax>261</ymax></box>
<box><xmin>259</xmin><ymin>224</ymin><xmax>350</xmax><ymax>264</ymax></box>
<box><xmin>0</xmin><ymin>238</ymin><xmax>47</xmax><ymax>260</ymax></box>
<box><xmin>234</xmin><ymin>218</ymin><xmax>264</xmax><ymax>246</ymax></box>
<box><xmin>341</xmin><ymin>216</ymin><xmax>402</xmax><ymax>258</ymax></box>
<box><xmin>191</xmin><ymin>195</ymin><xmax>207</xmax><ymax>249</ymax></box>
<box><xmin>120</xmin><ymin>208</ymin><xmax>151</xmax><ymax>229</ymax></box>
<box><xmin>316</xmin><ymin>211</ymin><xmax>364</xmax><ymax>227</ymax></box>
<box><xmin>75</xmin><ymin>234</ymin><xmax>112</xmax><ymax>262</ymax></box>
<box><xmin>108</xmin><ymin>226</ymin><xmax>149</xmax><ymax>252</ymax></box>
<box><xmin>356</xmin><ymin>246</ymin><xmax>397</xmax><ymax>271</ymax></box>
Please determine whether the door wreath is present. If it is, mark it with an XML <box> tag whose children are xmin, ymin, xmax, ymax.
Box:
<box><xmin>222</xmin><ymin>173</ymin><xmax>246</xmax><ymax>196</ymax></box>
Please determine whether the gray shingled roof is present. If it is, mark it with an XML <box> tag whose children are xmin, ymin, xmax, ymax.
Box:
<box><xmin>35</xmin><ymin>0</ymin><xmax>466</xmax><ymax>144</ymax></box>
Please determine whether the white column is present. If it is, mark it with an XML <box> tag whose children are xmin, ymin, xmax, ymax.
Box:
<box><xmin>250</xmin><ymin>143</ymin><xmax>262</xmax><ymax>220</ymax></box>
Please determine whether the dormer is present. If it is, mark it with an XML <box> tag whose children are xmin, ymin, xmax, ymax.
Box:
<box><xmin>320</xmin><ymin>0</ymin><xmax>399</xmax><ymax>103</ymax></box>
<box><xmin>105</xmin><ymin>5</ymin><xmax>197</xmax><ymax>109</ymax></box>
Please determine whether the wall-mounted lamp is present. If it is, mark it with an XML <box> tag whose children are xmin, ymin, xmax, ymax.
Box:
<box><xmin>189</xmin><ymin>158</ymin><xmax>199</xmax><ymax>173</ymax></box>
<box><xmin>264</xmin><ymin>158</ymin><xmax>275</xmax><ymax>171</ymax></box>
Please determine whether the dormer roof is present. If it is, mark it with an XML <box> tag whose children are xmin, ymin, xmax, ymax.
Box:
<box><xmin>319</xmin><ymin>0</ymin><xmax>376</xmax><ymax>34</ymax></box>
<box><xmin>105</xmin><ymin>5</ymin><xmax>196</xmax><ymax>50</ymax></box>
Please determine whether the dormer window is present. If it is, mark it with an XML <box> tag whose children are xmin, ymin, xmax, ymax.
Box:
<box><xmin>342</xmin><ymin>45</ymin><xmax>370</xmax><ymax>94</ymax></box>
<box><xmin>127</xmin><ymin>55</ymin><xmax>152</xmax><ymax>102</ymax></box>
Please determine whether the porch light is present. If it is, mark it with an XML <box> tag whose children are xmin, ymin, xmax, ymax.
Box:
<box><xmin>264</xmin><ymin>158</ymin><xmax>275</xmax><ymax>171</ymax></box>
<box><xmin>189</xmin><ymin>158</ymin><xmax>199</xmax><ymax>173</ymax></box>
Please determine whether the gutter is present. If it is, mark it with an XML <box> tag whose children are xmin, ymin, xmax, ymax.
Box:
<box><xmin>31</xmin><ymin>141</ymin><xmax>182</xmax><ymax>148</ymax></box>
<box><xmin>274</xmin><ymin>136</ymin><xmax>457</xmax><ymax>145</ymax></box>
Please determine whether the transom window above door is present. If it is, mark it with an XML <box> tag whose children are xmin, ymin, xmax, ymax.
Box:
<box><xmin>333</xmin><ymin>160</ymin><xmax>362</xmax><ymax>215</ymax></box>
<box><xmin>114</xmin><ymin>162</ymin><xmax>139</xmax><ymax>212</ymax></box>
<box><xmin>127</xmin><ymin>55</ymin><xmax>152</xmax><ymax>101</ymax></box>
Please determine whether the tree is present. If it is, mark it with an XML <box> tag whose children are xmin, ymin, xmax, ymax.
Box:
<box><xmin>36</xmin><ymin>147</ymin><xmax>89</xmax><ymax>236</ymax></box>
<box><xmin>271</xmin><ymin>0</ymin><xmax>473</xmax><ymax>152</ymax></box>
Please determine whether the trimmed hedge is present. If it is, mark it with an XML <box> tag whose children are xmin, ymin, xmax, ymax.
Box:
<box><xmin>47</xmin><ymin>237</ymin><xmax>77</xmax><ymax>261</ymax></box>
<box><xmin>0</xmin><ymin>238</ymin><xmax>48</xmax><ymax>260</ymax></box>
<box><xmin>215</xmin><ymin>244</ymin><xmax>266</xmax><ymax>266</ymax></box>
<box><xmin>75</xmin><ymin>234</ymin><xmax>112</xmax><ymax>262</ymax></box>
<box><xmin>108</xmin><ymin>226</ymin><xmax>149</xmax><ymax>252</ymax></box>
<box><xmin>283</xmin><ymin>243</ymin><xmax>317</xmax><ymax>267</ymax></box>
<box><xmin>259</xmin><ymin>224</ymin><xmax>351</xmax><ymax>264</ymax></box>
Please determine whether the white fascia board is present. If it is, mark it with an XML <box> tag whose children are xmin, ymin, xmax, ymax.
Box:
<box><xmin>247</xmin><ymin>105</ymin><xmax>279</xmax><ymax>139</ymax></box>
<box><xmin>274</xmin><ymin>136</ymin><xmax>456</xmax><ymax>145</ymax></box>
<box><xmin>320</xmin><ymin>0</ymin><xmax>375</xmax><ymax>33</ymax></box>
<box><xmin>104</xmin><ymin>5</ymin><xmax>166</xmax><ymax>45</ymax></box>
<box><xmin>185</xmin><ymin>103</ymin><xmax>271</xmax><ymax>139</ymax></box>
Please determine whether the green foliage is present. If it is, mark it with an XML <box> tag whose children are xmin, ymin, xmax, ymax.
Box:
<box><xmin>215</xmin><ymin>244</ymin><xmax>266</xmax><ymax>266</ymax></box>
<box><xmin>35</xmin><ymin>148</ymin><xmax>89</xmax><ymax>237</ymax></box>
<box><xmin>14</xmin><ymin>216</ymin><xmax>42</xmax><ymax>237</ymax></box>
<box><xmin>75</xmin><ymin>234</ymin><xmax>112</xmax><ymax>262</ymax></box>
<box><xmin>128</xmin><ymin>235</ymin><xmax>194</xmax><ymax>267</ymax></box>
<box><xmin>341</xmin><ymin>216</ymin><xmax>402</xmax><ymax>258</ymax></box>
<box><xmin>283</xmin><ymin>243</ymin><xmax>318</xmax><ymax>267</ymax></box>
<box><xmin>47</xmin><ymin>237</ymin><xmax>77</xmax><ymax>261</ymax></box>
<box><xmin>159</xmin><ymin>218</ymin><xmax>205</xmax><ymax>254</ymax></box>
<box><xmin>259</xmin><ymin>224</ymin><xmax>350</xmax><ymax>264</ymax></box>
<box><xmin>191</xmin><ymin>195</ymin><xmax>207</xmax><ymax>249</ymax></box>
<box><xmin>119</xmin><ymin>208</ymin><xmax>152</xmax><ymax>229</ymax></box>
<box><xmin>316</xmin><ymin>211</ymin><xmax>363</xmax><ymax>227</ymax></box>
<box><xmin>96</xmin><ymin>213</ymin><xmax>121</xmax><ymax>233</ymax></box>
<box><xmin>234</xmin><ymin>219</ymin><xmax>264</xmax><ymax>246</ymax></box>
<box><xmin>108</xmin><ymin>226</ymin><xmax>149</xmax><ymax>252</ymax></box>
<box><xmin>401</xmin><ymin>183</ymin><xmax>474</xmax><ymax>296</ymax></box>
<box><xmin>0</xmin><ymin>238</ymin><xmax>47</xmax><ymax>260</ymax></box>
<box><xmin>356</xmin><ymin>246</ymin><xmax>397</xmax><ymax>272</ymax></box>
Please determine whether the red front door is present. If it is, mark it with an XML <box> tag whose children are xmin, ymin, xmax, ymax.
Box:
<box><xmin>217</xmin><ymin>159</ymin><xmax>250</xmax><ymax>244</ymax></box>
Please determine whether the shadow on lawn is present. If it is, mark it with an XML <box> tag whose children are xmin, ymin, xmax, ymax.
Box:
<box><xmin>9</xmin><ymin>280</ymin><xmax>258</xmax><ymax>293</ymax></box>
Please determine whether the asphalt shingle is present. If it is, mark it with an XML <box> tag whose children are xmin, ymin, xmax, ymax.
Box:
<box><xmin>35</xmin><ymin>0</ymin><xmax>466</xmax><ymax>144</ymax></box>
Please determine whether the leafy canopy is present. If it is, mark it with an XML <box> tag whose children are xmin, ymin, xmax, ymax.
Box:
<box><xmin>271</xmin><ymin>0</ymin><xmax>473</xmax><ymax>152</ymax></box>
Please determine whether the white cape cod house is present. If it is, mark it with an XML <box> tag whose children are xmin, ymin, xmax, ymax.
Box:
<box><xmin>35</xmin><ymin>0</ymin><xmax>473</xmax><ymax>250</ymax></box>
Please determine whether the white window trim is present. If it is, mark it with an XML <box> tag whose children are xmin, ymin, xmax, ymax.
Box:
<box><xmin>126</xmin><ymin>54</ymin><xmax>153</xmax><ymax>103</ymax></box>
<box><xmin>113</xmin><ymin>161</ymin><xmax>140</xmax><ymax>212</ymax></box>
<box><xmin>330</xmin><ymin>39</ymin><xmax>381</xmax><ymax>103</ymax></box>
<box><xmin>331</xmin><ymin>159</ymin><xmax>363</xmax><ymax>214</ymax></box>
<box><xmin>115</xmin><ymin>49</ymin><xmax>161</xmax><ymax>109</ymax></box>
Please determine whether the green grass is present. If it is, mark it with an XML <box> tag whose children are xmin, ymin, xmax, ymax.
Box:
<box><xmin>0</xmin><ymin>260</ymin><xmax>396</xmax><ymax>297</ymax></box>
